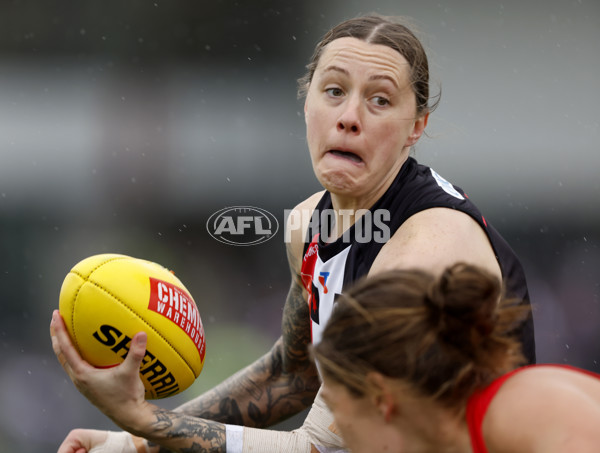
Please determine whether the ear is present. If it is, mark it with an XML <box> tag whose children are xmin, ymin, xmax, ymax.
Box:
<box><xmin>365</xmin><ymin>372</ymin><xmax>398</xmax><ymax>423</ymax></box>
<box><xmin>405</xmin><ymin>112</ymin><xmax>429</xmax><ymax>147</ymax></box>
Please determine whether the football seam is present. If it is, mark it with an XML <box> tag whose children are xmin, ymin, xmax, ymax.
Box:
<box><xmin>69</xmin><ymin>256</ymin><xmax>128</xmax><ymax>353</ymax></box>
<box><xmin>70</xmin><ymin>259</ymin><xmax>197</xmax><ymax>378</ymax></box>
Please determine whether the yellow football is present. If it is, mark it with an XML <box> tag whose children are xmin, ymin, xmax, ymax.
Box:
<box><xmin>58</xmin><ymin>253</ymin><xmax>206</xmax><ymax>399</ymax></box>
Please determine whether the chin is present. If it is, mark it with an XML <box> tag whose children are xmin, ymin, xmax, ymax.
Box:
<box><xmin>318</xmin><ymin>171</ymin><xmax>360</xmax><ymax>195</ymax></box>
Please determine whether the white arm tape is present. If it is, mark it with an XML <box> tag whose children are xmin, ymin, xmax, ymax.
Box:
<box><xmin>225</xmin><ymin>424</ymin><xmax>244</xmax><ymax>453</ymax></box>
<box><xmin>89</xmin><ymin>431</ymin><xmax>137</xmax><ymax>453</ymax></box>
<box><xmin>298</xmin><ymin>386</ymin><xmax>346</xmax><ymax>451</ymax></box>
<box><xmin>227</xmin><ymin>387</ymin><xmax>347</xmax><ymax>453</ymax></box>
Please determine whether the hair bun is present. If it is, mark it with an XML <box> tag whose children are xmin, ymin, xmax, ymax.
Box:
<box><xmin>424</xmin><ymin>263</ymin><xmax>500</xmax><ymax>350</ymax></box>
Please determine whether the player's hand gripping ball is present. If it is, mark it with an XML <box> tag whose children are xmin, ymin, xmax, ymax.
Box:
<box><xmin>58</xmin><ymin>254</ymin><xmax>206</xmax><ymax>399</ymax></box>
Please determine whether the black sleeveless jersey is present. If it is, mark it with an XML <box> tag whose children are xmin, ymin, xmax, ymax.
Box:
<box><xmin>300</xmin><ymin>157</ymin><xmax>535</xmax><ymax>364</ymax></box>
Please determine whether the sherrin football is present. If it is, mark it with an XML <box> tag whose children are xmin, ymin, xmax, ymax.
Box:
<box><xmin>58</xmin><ymin>253</ymin><xmax>206</xmax><ymax>399</ymax></box>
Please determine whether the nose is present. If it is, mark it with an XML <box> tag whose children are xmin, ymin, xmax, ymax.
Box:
<box><xmin>336</xmin><ymin>98</ymin><xmax>361</xmax><ymax>135</ymax></box>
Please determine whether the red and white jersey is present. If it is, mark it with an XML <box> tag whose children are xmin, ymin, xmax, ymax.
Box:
<box><xmin>300</xmin><ymin>236</ymin><xmax>350</xmax><ymax>345</ymax></box>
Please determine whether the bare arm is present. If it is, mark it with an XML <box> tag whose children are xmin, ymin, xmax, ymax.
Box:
<box><xmin>483</xmin><ymin>368</ymin><xmax>600</xmax><ymax>453</ymax></box>
<box><xmin>370</xmin><ymin>207</ymin><xmax>502</xmax><ymax>279</ymax></box>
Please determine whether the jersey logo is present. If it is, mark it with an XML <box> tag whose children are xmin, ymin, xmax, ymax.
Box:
<box><xmin>430</xmin><ymin>168</ymin><xmax>464</xmax><ymax>200</ymax></box>
<box><xmin>318</xmin><ymin>272</ymin><xmax>330</xmax><ymax>294</ymax></box>
<box><xmin>300</xmin><ymin>234</ymin><xmax>320</xmax><ymax>315</ymax></box>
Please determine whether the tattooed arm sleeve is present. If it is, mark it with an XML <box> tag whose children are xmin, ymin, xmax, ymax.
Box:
<box><xmin>171</xmin><ymin>239</ymin><xmax>320</xmax><ymax>427</ymax></box>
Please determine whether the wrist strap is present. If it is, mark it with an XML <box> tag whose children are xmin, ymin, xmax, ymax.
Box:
<box><xmin>89</xmin><ymin>431</ymin><xmax>137</xmax><ymax>453</ymax></box>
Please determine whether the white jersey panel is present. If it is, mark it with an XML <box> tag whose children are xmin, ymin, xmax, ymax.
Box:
<box><xmin>310</xmin><ymin>245</ymin><xmax>351</xmax><ymax>345</ymax></box>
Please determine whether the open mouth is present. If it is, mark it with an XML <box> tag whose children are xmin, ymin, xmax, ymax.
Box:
<box><xmin>328</xmin><ymin>149</ymin><xmax>363</xmax><ymax>164</ymax></box>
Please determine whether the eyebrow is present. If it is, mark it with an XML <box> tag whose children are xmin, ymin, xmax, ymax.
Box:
<box><xmin>323</xmin><ymin>65</ymin><xmax>399</xmax><ymax>89</ymax></box>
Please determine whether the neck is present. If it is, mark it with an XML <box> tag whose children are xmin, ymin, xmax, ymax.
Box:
<box><xmin>432</xmin><ymin>410</ymin><xmax>472</xmax><ymax>453</ymax></box>
<box><xmin>396</xmin><ymin>401</ymin><xmax>472</xmax><ymax>453</ymax></box>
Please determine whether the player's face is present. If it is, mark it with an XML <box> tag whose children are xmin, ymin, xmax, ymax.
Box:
<box><xmin>304</xmin><ymin>37</ymin><xmax>427</xmax><ymax>203</ymax></box>
<box><xmin>321</xmin><ymin>377</ymin><xmax>405</xmax><ymax>453</ymax></box>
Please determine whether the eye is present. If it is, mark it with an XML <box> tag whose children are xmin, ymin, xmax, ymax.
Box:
<box><xmin>371</xmin><ymin>95</ymin><xmax>390</xmax><ymax>107</ymax></box>
<box><xmin>325</xmin><ymin>87</ymin><xmax>344</xmax><ymax>98</ymax></box>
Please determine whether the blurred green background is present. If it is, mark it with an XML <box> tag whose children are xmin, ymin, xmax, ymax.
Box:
<box><xmin>0</xmin><ymin>0</ymin><xmax>599</xmax><ymax>450</ymax></box>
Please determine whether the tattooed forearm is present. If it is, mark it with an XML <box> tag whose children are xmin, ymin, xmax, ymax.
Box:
<box><xmin>146</xmin><ymin>407</ymin><xmax>226</xmax><ymax>453</ymax></box>
<box><xmin>281</xmin><ymin>281</ymin><xmax>314</xmax><ymax>372</ymax></box>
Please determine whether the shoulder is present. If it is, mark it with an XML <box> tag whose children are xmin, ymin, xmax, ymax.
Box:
<box><xmin>483</xmin><ymin>366</ymin><xmax>600</xmax><ymax>452</ymax></box>
<box><xmin>285</xmin><ymin>191</ymin><xmax>325</xmax><ymax>275</ymax></box>
<box><xmin>370</xmin><ymin>207</ymin><xmax>501</xmax><ymax>278</ymax></box>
